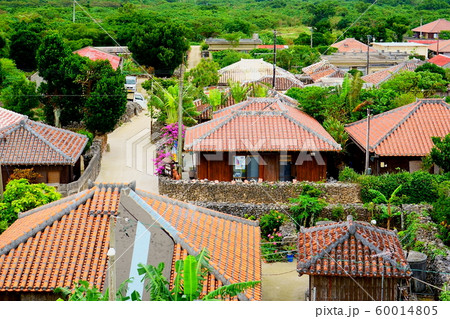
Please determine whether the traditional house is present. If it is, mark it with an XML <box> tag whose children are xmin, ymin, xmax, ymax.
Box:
<box><xmin>428</xmin><ymin>54</ymin><xmax>450</xmax><ymax>68</ymax></box>
<box><xmin>361</xmin><ymin>59</ymin><xmax>425</xmax><ymax>87</ymax></box>
<box><xmin>0</xmin><ymin>182</ymin><xmax>261</xmax><ymax>301</ymax></box>
<box><xmin>412</xmin><ymin>19</ymin><xmax>450</xmax><ymax>39</ymax></box>
<box><xmin>205</xmin><ymin>34</ymin><xmax>262</xmax><ymax>52</ymax></box>
<box><xmin>0</xmin><ymin>108</ymin><xmax>87</xmax><ymax>187</ymax></box>
<box><xmin>428</xmin><ymin>40</ymin><xmax>450</xmax><ymax>57</ymax></box>
<box><xmin>297</xmin><ymin>216</ymin><xmax>411</xmax><ymax>301</ymax></box>
<box><xmin>217</xmin><ymin>58</ymin><xmax>302</xmax><ymax>86</ymax></box>
<box><xmin>345</xmin><ymin>99</ymin><xmax>450</xmax><ymax>174</ymax></box>
<box><xmin>300</xmin><ymin>60</ymin><xmax>346</xmax><ymax>85</ymax></box>
<box><xmin>331</xmin><ymin>38</ymin><xmax>377</xmax><ymax>53</ymax></box>
<box><xmin>185</xmin><ymin>97</ymin><xmax>341</xmax><ymax>182</ymax></box>
<box><xmin>74</xmin><ymin>46</ymin><xmax>122</xmax><ymax>70</ymax></box>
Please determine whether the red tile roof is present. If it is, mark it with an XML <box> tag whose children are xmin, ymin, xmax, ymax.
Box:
<box><xmin>74</xmin><ymin>47</ymin><xmax>121</xmax><ymax>70</ymax></box>
<box><xmin>428</xmin><ymin>40</ymin><xmax>450</xmax><ymax>53</ymax></box>
<box><xmin>0</xmin><ymin>108</ymin><xmax>24</xmax><ymax>128</ymax></box>
<box><xmin>407</xmin><ymin>39</ymin><xmax>438</xmax><ymax>45</ymax></box>
<box><xmin>331</xmin><ymin>38</ymin><xmax>376</xmax><ymax>53</ymax></box>
<box><xmin>138</xmin><ymin>190</ymin><xmax>261</xmax><ymax>301</ymax></box>
<box><xmin>412</xmin><ymin>19</ymin><xmax>450</xmax><ymax>34</ymax></box>
<box><xmin>0</xmin><ymin>109</ymin><xmax>88</xmax><ymax>165</ymax></box>
<box><xmin>257</xmin><ymin>45</ymin><xmax>289</xmax><ymax>50</ymax></box>
<box><xmin>297</xmin><ymin>216</ymin><xmax>411</xmax><ymax>278</ymax></box>
<box><xmin>302</xmin><ymin>60</ymin><xmax>346</xmax><ymax>83</ymax></box>
<box><xmin>428</xmin><ymin>54</ymin><xmax>450</xmax><ymax>67</ymax></box>
<box><xmin>185</xmin><ymin>98</ymin><xmax>341</xmax><ymax>152</ymax></box>
<box><xmin>0</xmin><ymin>184</ymin><xmax>261</xmax><ymax>300</ymax></box>
<box><xmin>252</xmin><ymin>74</ymin><xmax>304</xmax><ymax>91</ymax></box>
<box><xmin>345</xmin><ymin>99</ymin><xmax>450</xmax><ymax>156</ymax></box>
<box><xmin>361</xmin><ymin>60</ymin><xmax>424</xmax><ymax>86</ymax></box>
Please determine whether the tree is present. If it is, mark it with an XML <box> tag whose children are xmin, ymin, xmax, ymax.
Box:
<box><xmin>9</xmin><ymin>29</ymin><xmax>41</xmax><ymax>71</ymax></box>
<box><xmin>381</xmin><ymin>71</ymin><xmax>447</xmax><ymax>98</ymax></box>
<box><xmin>286</xmin><ymin>86</ymin><xmax>330</xmax><ymax>123</ymax></box>
<box><xmin>430</xmin><ymin>134</ymin><xmax>450</xmax><ymax>172</ymax></box>
<box><xmin>0</xmin><ymin>179</ymin><xmax>61</xmax><ymax>233</ymax></box>
<box><xmin>185</xmin><ymin>59</ymin><xmax>219</xmax><ymax>88</ymax></box>
<box><xmin>415</xmin><ymin>63</ymin><xmax>446</xmax><ymax>78</ymax></box>
<box><xmin>81</xmin><ymin>60</ymin><xmax>127</xmax><ymax>134</ymax></box>
<box><xmin>137</xmin><ymin>249</ymin><xmax>259</xmax><ymax>301</ymax></box>
<box><xmin>440</xmin><ymin>31</ymin><xmax>450</xmax><ymax>40</ymax></box>
<box><xmin>1</xmin><ymin>78</ymin><xmax>39</xmax><ymax>118</ymax></box>
<box><xmin>276</xmin><ymin>45</ymin><xmax>320</xmax><ymax>71</ymax></box>
<box><xmin>212</xmin><ymin>50</ymin><xmax>252</xmax><ymax>68</ymax></box>
<box><xmin>129</xmin><ymin>22</ymin><xmax>190</xmax><ymax>77</ymax></box>
<box><xmin>228</xmin><ymin>80</ymin><xmax>249</xmax><ymax>103</ymax></box>
<box><xmin>37</xmin><ymin>33</ymin><xmax>85</xmax><ymax>127</ymax></box>
<box><xmin>149</xmin><ymin>83</ymin><xmax>200</xmax><ymax>126</ymax></box>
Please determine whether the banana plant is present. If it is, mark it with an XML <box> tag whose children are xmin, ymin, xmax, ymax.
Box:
<box><xmin>368</xmin><ymin>185</ymin><xmax>403</xmax><ymax>230</ymax></box>
<box><xmin>137</xmin><ymin>248</ymin><xmax>259</xmax><ymax>301</ymax></box>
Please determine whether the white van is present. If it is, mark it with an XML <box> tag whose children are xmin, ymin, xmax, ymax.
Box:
<box><xmin>125</xmin><ymin>76</ymin><xmax>137</xmax><ymax>92</ymax></box>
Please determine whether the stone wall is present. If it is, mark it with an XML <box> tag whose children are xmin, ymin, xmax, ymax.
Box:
<box><xmin>159</xmin><ymin>177</ymin><xmax>361</xmax><ymax>205</ymax></box>
<box><xmin>56</xmin><ymin>139</ymin><xmax>102</xmax><ymax>197</ymax></box>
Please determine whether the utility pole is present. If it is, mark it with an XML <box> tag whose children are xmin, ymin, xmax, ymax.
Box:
<box><xmin>107</xmin><ymin>216</ymin><xmax>116</xmax><ymax>300</ymax></box>
<box><xmin>366</xmin><ymin>35</ymin><xmax>372</xmax><ymax>75</ymax></box>
<box><xmin>73</xmin><ymin>0</ymin><xmax>76</xmax><ymax>23</ymax></box>
<box><xmin>365</xmin><ymin>108</ymin><xmax>372</xmax><ymax>175</ymax></box>
<box><xmin>272</xmin><ymin>30</ymin><xmax>277</xmax><ymax>89</ymax></box>
<box><xmin>177</xmin><ymin>56</ymin><xmax>184</xmax><ymax>177</ymax></box>
<box><xmin>0</xmin><ymin>163</ymin><xmax>3</xmax><ymax>199</ymax></box>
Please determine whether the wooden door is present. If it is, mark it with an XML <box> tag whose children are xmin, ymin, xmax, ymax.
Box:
<box><xmin>261</xmin><ymin>154</ymin><xmax>279</xmax><ymax>181</ymax></box>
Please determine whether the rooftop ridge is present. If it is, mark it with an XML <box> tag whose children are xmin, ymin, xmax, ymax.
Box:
<box><xmin>282</xmin><ymin>112</ymin><xmax>341</xmax><ymax>150</ymax></box>
<box><xmin>0</xmin><ymin>188</ymin><xmax>96</xmax><ymax>256</ymax></box>
<box><xmin>135</xmin><ymin>189</ymin><xmax>259</xmax><ymax>226</ymax></box>
<box><xmin>370</xmin><ymin>100</ymin><xmax>425</xmax><ymax>151</ymax></box>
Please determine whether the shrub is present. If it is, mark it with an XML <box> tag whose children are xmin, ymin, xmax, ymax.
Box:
<box><xmin>6</xmin><ymin>168</ymin><xmax>42</xmax><ymax>184</ymax></box>
<box><xmin>289</xmin><ymin>195</ymin><xmax>327</xmax><ymax>228</ymax></box>
<box><xmin>77</xmin><ymin>129</ymin><xmax>94</xmax><ymax>152</ymax></box>
<box><xmin>432</xmin><ymin>181</ymin><xmax>450</xmax><ymax>245</ymax></box>
<box><xmin>259</xmin><ymin>210</ymin><xmax>288</xmax><ymax>238</ymax></box>
<box><xmin>331</xmin><ymin>204</ymin><xmax>345</xmax><ymax>221</ymax></box>
<box><xmin>338</xmin><ymin>166</ymin><xmax>359</xmax><ymax>182</ymax></box>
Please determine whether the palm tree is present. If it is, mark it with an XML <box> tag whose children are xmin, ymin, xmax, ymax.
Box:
<box><xmin>137</xmin><ymin>249</ymin><xmax>260</xmax><ymax>301</ymax></box>
<box><xmin>228</xmin><ymin>80</ymin><xmax>249</xmax><ymax>103</ymax></box>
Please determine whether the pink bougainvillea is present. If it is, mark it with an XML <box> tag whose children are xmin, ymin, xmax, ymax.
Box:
<box><xmin>153</xmin><ymin>124</ymin><xmax>186</xmax><ymax>176</ymax></box>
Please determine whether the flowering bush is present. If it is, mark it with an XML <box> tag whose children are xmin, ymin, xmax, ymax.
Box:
<box><xmin>259</xmin><ymin>210</ymin><xmax>288</xmax><ymax>238</ymax></box>
<box><xmin>153</xmin><ymin>123</ymin><xmax>186</xmax><ymax>176</ymax></box>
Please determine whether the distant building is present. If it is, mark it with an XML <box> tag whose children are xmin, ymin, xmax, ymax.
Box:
<box><xmin>300</xmin><ymin>60</ymin><xmax>346</xmax><ymax>85</ymax></box>
<box><xmin>74</xmin><ymin>46</ymin><xmax>122</xmax><ymax>70</ymax></box>
<box><xmin>428</xmin><ymin>40</ymin><xmax>450</xmax><ymax>57</ymax></box>
<box><xmin>361</xmin><ymin>59</ymin><xmax>425</xmax><ymax>87</ymax></box>
<box><xmin>428</xmin><ymin>54</ymin><xmax>450</xmax><ymax>68</ymax></box>
<box><xmin>412</xmin><ymin>19</ymin><xmax>450</xmax><ymax>39</ymax></box>
<box><xmin>257</xmin><ymin>45</ymin><xmax>289</xmax><ymax>50</ymax></box>
<box><xmin>345</xmin><ymin>99</ymin><xmax>450</xmax><ymax>175</ymax></box>
<box><xmin>331</xmin><ymin>38</ymin><xmax>376</xmax><ymax>53</ymax></box>
<box><xmin>371</xmin><ymin>42</ymin><xmax>428</xmax><ymax>58</ymax></box>
<box><xmin>205</xmin><ymin>34</ymin><xmax>262</xmax><ymax>52</ymax></box>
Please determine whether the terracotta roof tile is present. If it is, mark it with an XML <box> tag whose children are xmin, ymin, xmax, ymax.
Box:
<box><xmin>0</xmin><ymin>184</ymin><xmax>261</xmax><ymax>301</ymax></box>
<box><xmin>428</xmin><ymin>40</ymin><xmax>450</xmax><ymax>53</ymax></box>
<box><xmin>302</xmin><ymin>60</ymin><xmax>346</xmax><ymax>83</ymax></box>
<box><xmin>345</xmin><ymin>99</ymin><xmax>450</xmax><ymax>156</ymax></box>
<box><xmin>331</xmin><ymin>38</ymin><xmax>377</xmax><ymax>53</ymax></box>
<box><xmin>361</xmin><ymin>60</ymin><xmax>424</xmax><ymax>86</ymax></box>
<box><xmin>412</xmin><ymin>19</ymin><xmax>450</xmax><ymax>34</ymax></box>
<box><xmin>0</xmin><ymin>109</ymin><xmax>87</xmax><ymax>165</ymax></box>
<box><xmin>74</xmin><ymin>47</ymin><xmax>121</xmax><ymax>70</ymax></box>
<box><xmin>185</xmin><ymin>98</ymin><xmax>341</xmax><ymax>152</ymax></box>
<box><xmin>297</xmin><ymin>216</ymin><xmax>411</xmax><ymax>278</ymax></box>
<box><xmin>428</xmin><ymin>54</ymin><xmax>450</xmax><ymax>67</ymax></box>
<box><xmin>137</xmin><ymin>190</ymin><xmax>262</xmax><ymax>301</ymax></box>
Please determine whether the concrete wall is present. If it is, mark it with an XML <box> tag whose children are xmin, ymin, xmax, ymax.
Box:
<box><xmin>159</xmin><ymin>177</ymin><xmax>362</xmax><ymax>205</ymax></box>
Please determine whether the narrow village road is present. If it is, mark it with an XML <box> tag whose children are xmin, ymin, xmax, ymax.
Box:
<box><xmin>187</xmin><ymin>45</ymin><xmax>201</xmax><ymax>70</ymax></box>
<box><xmin>95</xmin><ymin>111</ymin><xmax>159</xmax><ymax>193</ymax></box>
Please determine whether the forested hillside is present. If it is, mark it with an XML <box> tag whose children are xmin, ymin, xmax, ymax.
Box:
<box><xmin>0</xmin><ymin>0</ymin><xmax>449</xmax><ymax>52</ymax></box>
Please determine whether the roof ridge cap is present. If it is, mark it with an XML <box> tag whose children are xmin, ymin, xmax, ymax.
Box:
<box><xmin>22</xmin><ymin>122</ymin><xmax>74</xmax><ymax>163</ymax></box>
<box><xmin>371</xmin><ymin>100</ymin><xmax>423</xmax><ymax>151</ymax></box>
<box><xmin>0</xmin><ymin>188</ymin><xmax>95</xmax><ymax>256</ymax></box>
<box><xmin>282</xmin><ymin>112</ymin><xmax>341</xmax><ymax>150</ymax></box>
